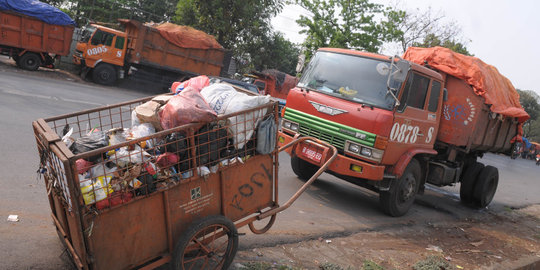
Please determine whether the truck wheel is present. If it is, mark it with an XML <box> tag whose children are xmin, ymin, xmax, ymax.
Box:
<box><xmin>291</xmin><ymin>154</ymin><xmax>319</xmax><ymax>181</ymax></box>
<box><xmin>19</xmin><ymin>53</ymin><xmax>41</xmax><ymax>71</ymax></box>
<box><xmin>172</xmin><ymin>215</ymin><xmax>238</xmax><ymax>270</ymax></box>
<box><xmin>380</xmin><ymin>159</ymin><xmax>421</xmax><ymax>217</ymax></box>
<box><xmin>92</xmin><ymin>64</ymin><xmax>117</xmax><ymax>85</ymax></box>
<box><xmin>472</xmin><ymin>165</ymin><xmax>498</xmax><ymax>208</ymax></box>
<box><xmin>459</xmin><ymin>162</ymin><xmax>484</xmax><ymax>205</ymax></box>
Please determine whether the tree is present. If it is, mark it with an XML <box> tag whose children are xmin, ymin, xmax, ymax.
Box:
<box><xmin>243</xmin><ymin>32</ymin><xmax>300</xmax><ymax>75</ymax></box>
<box><xmin>413</xmin><ymin>33</ymin><xmax>472</xmax><ymax>56</ymax></box>
<box><xmin>517</xmin><ymin>89</ymin><xmax>540</xmax><ymax>138</ymax></box>
<box><xmin>294</xmin><ymin>0</ymin><xmax>398</xmax><ymax>58</ymax></box>
<box><xmin>174</xmin><ymin>0</ymin><xmax>283</xmax><ymax>51</ymax></box>
<box><xmin>384</xmin><ymin>4</ymin><xmax>471</xmax><ymax>55</ymax></box>
<box><xmin>175</xmin><ymin>0</ymin><xmax>300</xmax><ymax>75</ymax></box>
<box><xmin>51</xmin><ymin>0</ymin><xmax>177</xmax><ymax>26</ymax></box>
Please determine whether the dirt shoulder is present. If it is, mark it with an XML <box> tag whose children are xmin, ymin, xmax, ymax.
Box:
<box><xmin>233</xmin><ymin>205</ymin><xmax>540</xmax><ymax>269</ymax></box>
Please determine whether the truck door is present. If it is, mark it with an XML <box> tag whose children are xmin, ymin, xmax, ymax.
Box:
<box><xmin>386</xmin><ymin>72</ymin><xmax>442</xmax><ymax>164</ymax></box>
<box><xmin>86</xmin><ymin>29</ymin><xmax>124</xmax><ymax>67</ymax></box>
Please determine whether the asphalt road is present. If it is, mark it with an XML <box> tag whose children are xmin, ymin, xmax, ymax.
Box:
<box><xmin>0</xmin><ymin>60</ymin><xmax>539</xmax><ymax>269</ymax></box>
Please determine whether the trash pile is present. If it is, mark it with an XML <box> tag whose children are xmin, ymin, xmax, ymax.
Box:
<box><xmin>60</xmin><ymin>76</ymin><xmax>276</xmax><ymax>210</ymax></box>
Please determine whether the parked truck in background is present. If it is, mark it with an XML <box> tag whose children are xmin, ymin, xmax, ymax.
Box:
<box><xmin>243</xmin><ymin>69</ymin><xmax>299</xmax><ymax>112</ymax></box>
<box><xmin>73</xmin><ymin>19</ymin><xmax>226</xmax><ymax>88</ymax></box>
<box><xmin>244</xmin><ymin>69</ymin><xmax>299</xmax><ymax>99</ymax></box>
<box><xmin>278</xmin><ymin>47</ymin><xmax>528</xmax><ymax>216</ymax></box>
<box><xmin>0</xmin><ymin>1</ymin><xmax>75</xmax><ymax>71</ymax></box>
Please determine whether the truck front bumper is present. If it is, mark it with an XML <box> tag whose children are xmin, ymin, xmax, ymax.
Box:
<box><xmin>278</xmin><ymin>131</ymin><xmax>385</xmax><ymax>181</ymax></box>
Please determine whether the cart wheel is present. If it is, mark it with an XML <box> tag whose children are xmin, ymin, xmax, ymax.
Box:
<box><xmin>172</xmin><ymin>215</ymin><xmax>238</xmax><ymax>270</ymax></box>
<box><xmin>248</xmin><ymin>214</ymin><xmax>277</xmax><ymax>234</ymax></box>
<box><xmin>459</xmin><ymin>162</ymin><xmax>484</xmax><ymax>205</ymax></box>
<box><xmin>472</xmin><ymin>165</ymin><xmax>498</xmax><ymax>208</ymax></box>
<box><xmin>291</xmin><ymin>154</ymin><xmax>319</xmax><ymax>181</ymax></box>
<box><xmin>380</xmin><ymin>159</ymin><xmax>421</xmax><ymax>217</ymax></box>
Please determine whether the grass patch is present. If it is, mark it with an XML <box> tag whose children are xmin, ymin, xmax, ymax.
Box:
<box><xmin>413</xmin><ymin>255</ymin><xmax>455</xmax><ymax>270</ymax></box>
<box><xmin>362</xmin><ymin>260</ymin><xmax>385</xmax><ymax>270</ymax></box>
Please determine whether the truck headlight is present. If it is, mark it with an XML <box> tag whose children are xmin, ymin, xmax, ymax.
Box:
<box><xmin>360</xmin><ymin>147</ymin><xmax>372</xmax><ymax>157</ymax></box>
<box><xmin>345</xmin><ymin>140</ymin><xmax>384</xmax><ymax>162</ymax></box>
<box><xmin>282</xmin><ymin>119</ymin><xmax>299</xmax><ymax>132</ymax></box>
<box><xmin>348</xmin><ymin>143</ymin><xmax>360</xmax><ymax>153</ymax></box>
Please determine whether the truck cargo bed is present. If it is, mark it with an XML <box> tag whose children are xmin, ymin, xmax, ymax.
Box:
<box><xmin>0</xmin><ymin>10</ymin><xmax>73</xmax><ymax>56</ymax></box>
<box><xmin>120</xmin><ymin>20</ymin><xmax>224</xmax><ymax>77</ymax></box>
<box><xmin>437</xmin><ymin>75</ymin><xmax>518</xmax><ymax>154</ymax></box>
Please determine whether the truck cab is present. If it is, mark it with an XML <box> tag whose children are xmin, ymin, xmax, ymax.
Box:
<box><xmin>73</xmin><ymin>24</ymin><xmax>128</xmax><ymax>85</ymax></box>
<box><xmin>279</xmin><ymin>48</ymin><xmax>445</xmax><ymax>216</ymax></box>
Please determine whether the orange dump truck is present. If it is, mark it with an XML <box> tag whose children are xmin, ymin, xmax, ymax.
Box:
<box><xmin>73</xmin><ymin>20</ymin><xmax>225</xmax><ymax>88</ymax></box>
<box><xmin>0</xmin><ymin>6</ymin><xmax>74</xmax><ymax>70</ymax></box>
<box><xmin>279</xmin><ymin>47</ymin><xmax>529</xmax><ymax>216</ymax></box>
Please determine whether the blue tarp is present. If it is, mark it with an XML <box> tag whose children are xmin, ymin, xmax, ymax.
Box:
<box><xmin>0</xmin><ymin>0</ymin><xmax>75</xmax><ymax>26</ymax></box>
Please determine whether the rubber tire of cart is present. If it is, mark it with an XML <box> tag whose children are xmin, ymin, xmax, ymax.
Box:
<box><xmin>19</xmin><ymin>52</ymin><xmax>41</xmax><ymax>71</ymax></box>
<box><xmin>472</xmin><ymin>165</ymin><xmax>498</xmax><ymax>208</ymax></box>
<box><xmin>459</xmin><ymin>162</ymin><xmax>484</xmax><ymax>205</ymax></box>
<box><xmin>290</xmin><ymin>153</ymin><xmax>320</xmax><ymax>181</ymax></box>
<box><xmin>92</xmin><ymin>63</ymin><xmax>117</xmax><ymax>85</ymax></box>
<box><xmin>380</xmin><ymin>159</ymin><xmax>421</xmax><ymax>217</ymax></box>
<box><xmin>171</xmin><ymin>215</ymin><xmax>238</xmax><ymax>270</ymax></box>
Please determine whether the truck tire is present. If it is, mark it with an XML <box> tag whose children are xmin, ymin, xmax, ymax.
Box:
<box><xmin>380</xmin><ymin>159</ymin><xmax>421</xmax><ymax>217</ymax></box>
<box><xmin>459</xmin><ymin>162</ymin><xmax>484</xmax><ymax>205</ymax></box>
<box><xmin>171</xmin><ymin>215</ymin><xmax>238</xmax><ymax>270</ymax></box>
<box><xmin>19</xmin><ymin>52</ymin><xmax>41</xmax><ymax>71</ymax></box>
<box><xmin>472</xmin><ymin>165</ymin><xmax>498</xmax><ymax>208</ymax></box>
<box><xmin>92</xmin><ymin>64</ymin><xmax>117</xmax><ymax>85</ymax></box>
<box><xmin>291</xmin><ymin>154</ymin><xmax>319</xmax><ymax>181</ymax></box>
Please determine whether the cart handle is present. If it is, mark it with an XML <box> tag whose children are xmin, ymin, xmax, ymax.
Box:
<box><xmin>258</xmin><ymin>136</ymin><xmax>338</xmax><ymax>220</ymax></box>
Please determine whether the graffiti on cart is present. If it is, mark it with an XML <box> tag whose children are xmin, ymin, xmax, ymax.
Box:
<box><xmin>230</xmin><ymin>163</ymin><xmax>272</xmax><ymax>211</ymax></box>
<box><xmin>443</xmin><ymin>98</ymin><xmax>475</xmax><ymax>126</ymax></box>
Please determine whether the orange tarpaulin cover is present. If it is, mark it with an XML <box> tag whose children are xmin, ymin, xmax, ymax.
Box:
<box><xmin>154</xmin><ymin>22</ymin><xmax>222</xmax><ymax>50</ymax></box>
<box><xmin>403</xmin><ymin>46</ymin><xmax>529</xmax><ymax>124</ymax></box>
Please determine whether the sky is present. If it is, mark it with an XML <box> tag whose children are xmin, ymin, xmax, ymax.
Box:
<box><xmin>272</xmin><ymin>0</ymin><xmax>540</xmax><ymax>95</ymax></box>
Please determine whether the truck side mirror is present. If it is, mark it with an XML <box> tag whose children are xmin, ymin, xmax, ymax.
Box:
<box><xmin>392</xmin><ymin>60</ymin><xmax>410</xmax><ymax>82</ymax></box>
<box><xmin>443</xmin><ymin>88</ymin><xmax>448</xmax><ymax>101</ymax></box>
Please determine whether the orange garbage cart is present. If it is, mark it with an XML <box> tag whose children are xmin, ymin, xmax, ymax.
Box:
<box><xmin>33</xmin><ymin>94</ymin><xmax>336</xmax><ymax>270</ymax></box>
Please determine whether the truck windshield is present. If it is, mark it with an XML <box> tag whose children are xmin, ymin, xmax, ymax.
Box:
<box><xmin>80</xmin><ymin>26</ymin><xmax>97</xmax><ymax>43</ymax></box>
<box><xmin>298</xmin><ymin>51</ymin><xmax>401</xmax><ymax>110</ymax></box>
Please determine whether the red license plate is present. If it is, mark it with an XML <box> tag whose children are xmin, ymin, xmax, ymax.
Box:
<box><xmin>300</xmin><ymin>145</ymin><xmax>323</xmax><ymax>163</ymax></box>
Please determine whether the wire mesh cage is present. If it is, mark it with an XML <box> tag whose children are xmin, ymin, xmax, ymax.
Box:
<box><xmin>34</xmin><ymin>94</ymin><xmax>278</xmax><ymax>213</ymax></box>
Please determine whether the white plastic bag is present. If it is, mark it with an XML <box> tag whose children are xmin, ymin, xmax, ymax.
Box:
<box><xmin>200</xmin><ymin>83</ymin><xmax>238</xmax><ymax>114</ymax></box>
<box><xmin>61</xmin><ymin>127</ymin><xmax>74</xmax><ymax>148</ymax></box>
<box><xmin>129</xmin><ymin>123</ymin><xmax>156</xmax><ymax>148</ymax></box>
<box><xmin>224</xmin><ymin>93</ymin><xmax>270</xmax><ymax>149</ymax></box>
<box><xmin>114</xmin><ymin>145</ymin><xmax>151</xmax><ymax>167</ymax></box>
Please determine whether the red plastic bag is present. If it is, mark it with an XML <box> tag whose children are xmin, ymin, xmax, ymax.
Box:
<box><xmin>171</xmin><ymin>75</ymin><xmax>210</xmax><ymax>94</ymax></box>
<box><xmin>96</xmin><ymin>191</ymin><xmax>133</xmax><ymax>210</ymax></box>
<box><xmin>76</xmin><ymin>159</ymin><xmax>94</xmax><ymax>175</ymax></box>
<box><xmin>159</xmin><ymin>87</ymin><xmax>217</xmax><ymax>130</ymax></box>
<box><xmin>156</xmin><ymin>153</ymin><xmax>180</xmax><ymax>168</ymax></box>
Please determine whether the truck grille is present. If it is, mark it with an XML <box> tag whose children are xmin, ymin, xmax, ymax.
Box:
<box><xmin>283</xmin><ymin>108</ymin><xmax>375</xmax><ymax>152</ymax></box>
<box><xmin>298</xmin><ymin>125</ymin><xmax>346</xmax><ymax>150</ymax></box>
